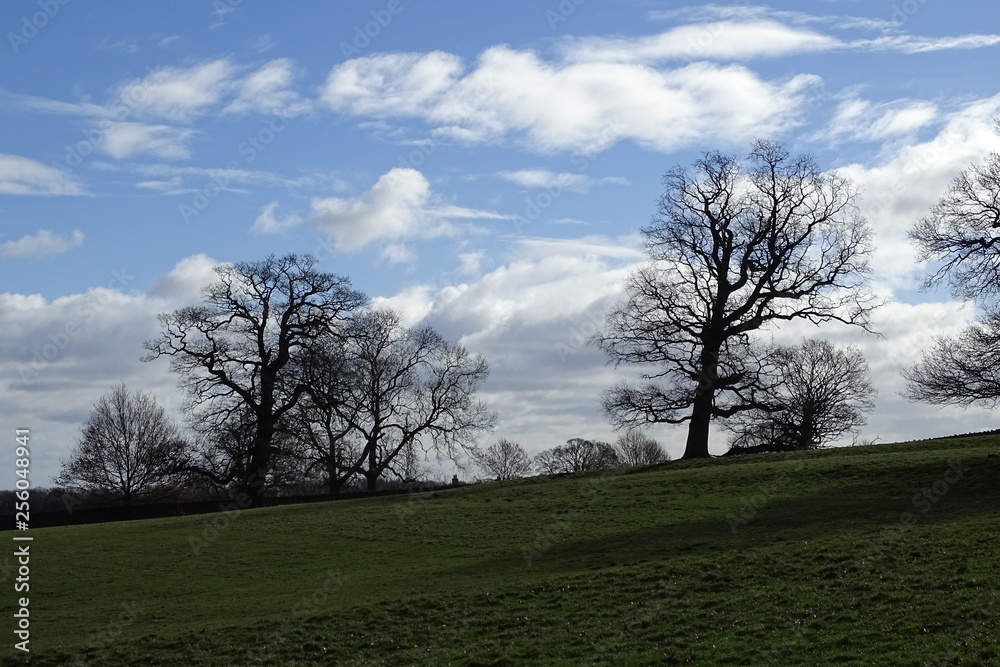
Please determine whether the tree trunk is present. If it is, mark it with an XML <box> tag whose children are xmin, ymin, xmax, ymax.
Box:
<box><xmin>365</xmin><ymin>435</ymin><xmax>379</xmax><ymax>492</ymax></box>
<box><xmin>326</xmin><ymin>458</ymin><xmax>340</xmax><ymax>498</ymax></box>
<box><xmin>364</xmin><ymin>469</ymin><xmax>378</xmax><ymax>493</ymax></box>
<box><xmin>683</xmin><ymin>389</ymin><xmax>713</xmax><ymax>458</ymax></box>
<box><xmin>683</xmin><ymin>346</ymin><xmax>719</xmax><ymax>459</ymax></box>
<box><xmin>244</xmin><ymin>420</ymin><xmax>274</xmax><ymax>507</ymax></box>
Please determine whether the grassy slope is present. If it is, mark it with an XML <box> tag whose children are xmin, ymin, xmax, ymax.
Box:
<box><xmin>3</xmin><ymin>435</ymin><xmax>999</xmax><ymax>666</ymax></box>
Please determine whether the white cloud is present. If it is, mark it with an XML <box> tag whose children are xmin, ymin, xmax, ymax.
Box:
<box><xmin>257</xmin><ymin>168</ymin><xmax>510</xmax><ymax>261</ymax></box>
<box><xmin>0</xmin><ymin>154</ymin><xmax>85</xmax><ymax>195</ymax></box>
<box><xmin>136</xmin><ymin>176</ymin><xmax>184</xmax><ymax>193</ymax></box>
<box><xmin>250</xmin><ymin>33</ymin><xmax>276</xmax><ymax>53</ymax></box>
<box><xmin>378</xmin><ymin>236</ymin><xmax>657</xmax><ymax>455</ymax></box>
<box><xmin>122</xmin><ymin>163</ymin><xmax>330</xmax><ymax>192</ymax></box>
<box><xmin>498</xmin><ymin>168</ymin><xmax>629</xmax><ymax>193</ymax></box>
<box><xmin>156</xmin><ymin>35</ymin><xmax>180</xmax><ymax>48</ymax></box>
<box><xmin>498</xmin><ymin>169</ymin><xmax>589</xmax><ymax>193</ymax></box>
<box><xmin>0</xmin><ymin>229</ymin><xmax>85</xmax><ymax>258</ymax></box>
<box><xmin>251</xmin><ymin>201</ymin><xmax>302</xmax><ymax>234</ymax></box>
<box><xmin>96</xmin><ymin>37</ymin><xmax>138</xmax><ymax>54</ymax></box>
<box><xmin>223</xmin><ymin>58</ymin><xmax>312</xmax><ymax>117</ymax></box>
<box><xmin>857</xmin><ymin>34</ymin><xmax>1000</xmax><ymax>53</ymax></box>
<box><xmin>457</xmin><ymin>251</ymin><xmax>485</xmax><ymax>276</ymax></box>
<box><xmin>0</xmin><ymin>284</ymin><xmax>181</xmax><ymax>483</ymax></box>
<box><xmin>558</xmin><ymin>20</ymin><xmax>840</xmax><ymax>63</ymax></box>
<box><xmin>309</xmin><ymin>168</ymin><xmax>438</xmax><ymax>252</ymax></box>
<box><xmin>147</xmin><ymin>253</ymin><xmax>221</xmax><ymax>302</ymax></box>
<box><xmin>835</xmin><ymin>94</ymin><xmax>1000</xmax><ymax>287</ymax></box>
<box><xmin>639</xmin><ymin>7</ymin><xmax>1000</xmax><ymax>58</ymax></box>
<box><xmin>322</xmin><ymin>47</ymin><xmax>819</xmax><ymax>154</ymax></box>
<box><xmin>322</xmin><ymin>51</ymin><xmax>464</xmax><ymax>116</ymax></box>
<box><xmin>380</xmin><ymin>243</ymin><xmax>416</xmax><ymax>265</ymax></box>
<box><xmin>824</xmin><ymin>98</ymin><xmax>939</xmax><ymax>142</ymax></box>
<box><xmin>369</xmin><ymin>284</ymin><xmax>435</xmax><ymax>327</ymax></box>
<box><xmin>7</xmin><ymin>56</ymin><xmax>313</xmax><ymax>134</ymax></box>
<box><xmin>0</xmin><ymin>89</ymin><xmax>110</xmax><ymax>118</ymax></box>
<box><xmin>99</xmin><ymin>121</ymin><xmax>195</xmax><ymax>160</ymax></box>
<box><xmin>113</xmin><ymin>59</ymin><xmax>236</xmax><ymax>122</ymax></box>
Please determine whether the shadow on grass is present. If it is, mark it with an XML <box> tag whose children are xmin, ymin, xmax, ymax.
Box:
<box><xmin>448</xmin><ymin>454</ymin><xmax>1000</xmax><ymax>579</ymax></box>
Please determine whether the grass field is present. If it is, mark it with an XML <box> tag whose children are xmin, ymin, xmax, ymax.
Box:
<box><xmin>3</xmin><ymin>434</ymin><xmax>999</xmax><ymax>665</ymax></box>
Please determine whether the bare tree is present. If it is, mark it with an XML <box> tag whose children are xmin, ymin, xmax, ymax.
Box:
<box><xmin>472</xmin><ymin>438</ymin><xmax>532</xmax><ymax>480</ymax></box>
<box><xmin>910</xmin><ymin>151</ymin><xmax>1000</xmax><ymax>304</ymax></box>
<box><xmin>614</xmin><ymin>431</ymin><xmax>670</xmax><ymax>467</ymax></box>
<box><xmin>903</xmin><ymin>312</ymin><xmax>1000</xmax><ymax>408</ymax></box>
<box><xmin>597</xmin><ymin>141</ymin><xmax>879</xmax><ymax>459</ymax></box>
<box><xmin>533</xmin><ymin>438</ymin><xmax>619</xmax><ymax>475</ymax></box>
<box><xmin>281</xmin><ymin>339</ymin><xmax>363</xmax><ymax>496</ymax></box>
<box><xmin>304</xmin><ymin>308</ymin><xmax>495</xmax><ymax>492</ymax></box>
<box><xmin>725</xmin><ymin>339</ymin><xmax>875</xmax><ymax>453</ymax></box>
<box><xmin>143</xmin><ymin>254</ymin><xmax>367</xmax><ymax>506</ymax></box>
<box><xmin>55</xmin><ymin>383</ymin><xmax>189</xmax><ymax>507</ymax></box>
<box><xmin>906</xmin><ymin>149</ymin><xmax>1000</xmax><ymax>408</ymax></box>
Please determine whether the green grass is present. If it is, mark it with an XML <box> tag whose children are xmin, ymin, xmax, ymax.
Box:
<box><xmin>3</xmin><ymin>435</ymin><xmax>1000</xmax><ymax>665</ymax></box>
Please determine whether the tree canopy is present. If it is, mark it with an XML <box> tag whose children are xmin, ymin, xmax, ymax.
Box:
<box><xmin>143</xmin><ymin>253</ymin><xmax>367</xmax><ymax>505</ymax></box>
<box><xmin>55</xmin><ymin>383</ymin><xmax>190</xmax><ymax>507</ymax></box>
<box><xmin>598</xmin><ymin>141</ymin><xmax>879</xmax><ymax>459</ymax></box>
<box><xmin>725</xmin><ymin>339</ymin><xmax>875</xmax><ymax>453</ymax></box>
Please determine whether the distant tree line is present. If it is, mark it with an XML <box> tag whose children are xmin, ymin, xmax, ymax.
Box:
<box><xmin>469</xmin><ymin>433</ymin><xmax>669</xmax><ymax>481</ymax></box>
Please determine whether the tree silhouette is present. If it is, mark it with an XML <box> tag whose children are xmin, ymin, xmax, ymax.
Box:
<box><xmin>472</xmin><ymin>438</ymin><xmax>532</xmax><ymax>480</ymax></box>
<box><xmin>143</xmin><ymin>254</ymin><xmax>366</xmax><ymax>506</ymax></box>
<box><xmin>725</xmin><ymin>339</ymin><xmax>875</xmax><ymax>453</ymax></box>
<box><xmin>598</xmin><ymin>141</ymin><xmax>879</xmax><ymax>459</ymax></box>
<box><xmin>56</xmin><ymin>383</ymin><xmax>189</xmax><ymax>507</ymax></box>
<box><xmin>906</xmin><ymin>149</ymin><xmax>1000</xmax><ymax>408</ymax></box>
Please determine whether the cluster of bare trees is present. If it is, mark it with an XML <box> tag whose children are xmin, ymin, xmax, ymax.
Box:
<box><xmin>57</xmin><ymin>254</ymin><xmax>495</xmax><ymax>507</ymax></box>
<box><xmin>597</xmin><ymin>138</ymin><xmax>999</xmax><ymax>456</ymax></box>
<box><xmin>471</xmin><ymin>433</ymin><xmax>668</xmax><ymax>480</ymax></box>
<box><xmin>57</xmin><ymin>139</ymin><xmax>1000</xmax><ymax>507</ymax></box>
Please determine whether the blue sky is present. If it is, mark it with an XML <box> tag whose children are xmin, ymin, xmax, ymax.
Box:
<box><xmin>3</xmin><ymin>1</ymin><xmax>1000</xmax><ymax>483</ymax></box>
